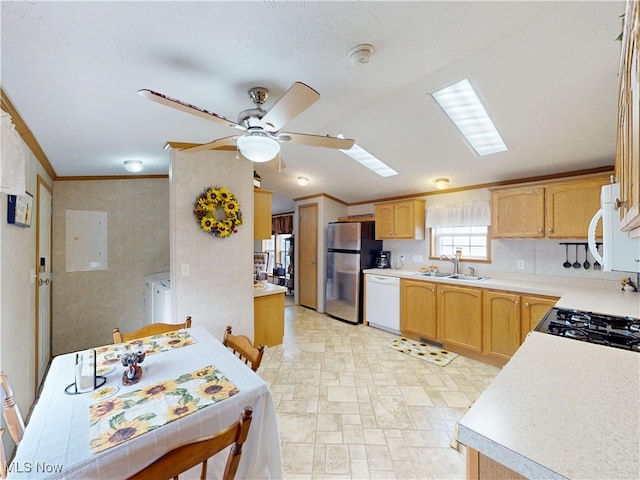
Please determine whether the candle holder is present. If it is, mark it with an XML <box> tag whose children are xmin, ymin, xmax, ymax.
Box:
<box><xmin>119</xmin><ymin>347</ymin><xmax>146</xmax><ymax>386</ymax></box>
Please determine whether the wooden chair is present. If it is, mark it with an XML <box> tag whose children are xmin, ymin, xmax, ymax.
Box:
<box><xmin>223</xmin><ymin>326</ymin><xmax>265</xmax><ymax>372</ymax></box>
<box><xmin>1</xmin><ymin>428</ymin><xmax>7</xmax><ymax>480</ymax></box>
<box><xmin>113</xmin><ymin>316</ymin><xmax>192</xmax><ymax>343</ymax></box>
<box><xmin>127</xmin><ymin>406</ymin><xmax>253</xmax><ymax>480</ymax></box>
<box><xmin>0</xmin><ymin>371</ymin><xmax>25</xmax><ymax>445</ymax></box>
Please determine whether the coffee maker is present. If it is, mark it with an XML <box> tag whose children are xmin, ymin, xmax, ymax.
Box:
<box><xmin>376</xmin><ymin>251</ymin><xmax>391</xmax><ymax>269</ymax></box>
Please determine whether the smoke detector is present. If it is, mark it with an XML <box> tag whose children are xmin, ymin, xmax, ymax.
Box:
<box><xmin>349</xmin><ymin>44</ymin><xmax>374</xmax><ymax>66</ymax></box>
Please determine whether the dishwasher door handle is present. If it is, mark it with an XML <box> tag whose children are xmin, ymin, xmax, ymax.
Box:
<box><xmin>368</xmin><ymin>275</ymin><xmax>400</xmax><ymax>284</ymax></box>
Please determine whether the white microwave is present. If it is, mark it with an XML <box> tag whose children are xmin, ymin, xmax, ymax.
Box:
<box><xmin>588</xmin><ymin>183</ymin><xmax>640</xmax><ymax>273</ymax></box>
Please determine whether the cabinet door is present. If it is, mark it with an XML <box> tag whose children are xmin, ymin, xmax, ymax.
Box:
<box><xmin>482</xmin><ymin>290</ymin><xmax>521</xmax><ymax>361</ymax></box>
<box><xmin>254</xmin><ymin>189</ymin><xmax>272</xmax><ymax>239</ymax></box>
<box><xmin>521</xmin><ymin>295</ymin><xmax>558</xmax><ymax>342</ymax></box>
<box><xmin>374</xmin><ymin>203</ymin><xmax>395</xmax><ymax>239</ymax></box>
<box><xmin>400</xmin><ymin>279</ymin><xmax>437</xmax><ymax>340</ymax></box>
<box><xmin>545</xmin><ymin>177</ymin><xmax>607</xmax><ymax>238</ymax></box>
<box><xmin>393</xmin><ymin>201</ymin><xmax>415</xmax><ymax>239</ymax></box>
<box><xmin>617</xmin><ymin>0</ymin><xmax>640</xmax><ymax>232</ymax></box>
<box><xmin>491</xmin><ymin>187</ymin><xmax>545</xmax><ymax>238</ymax></box>
<box><xmin>437</xmin><ymin>285</ymin><xmax>482</xmax><ymax>352</ymax></box>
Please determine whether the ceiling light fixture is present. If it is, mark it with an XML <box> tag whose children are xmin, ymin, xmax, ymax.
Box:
<box><xmin>434</xmin><ymin>178</ymin><xmax>450</xmax><ymax>190</ymax></box>
<box><xmin>348</xmin><ymin>44</ymin><xmax>374</xmax><ymax>66</ymax></box>
<box><xmin>297</xmin><ymin>177</ymin><xmax>309</xmax><ymax>186</ymax></box>
<box><xmin>237</xmin><ymin>133</ymin><xmax>280</xmax><ymax>163</ymax></box>
<box><xmin>123</xmin><ymin>160</ymin><xmax>144</xmax><ymax>173</ymax></box>
<box><xmin>430</xmin><ymin>78</ymin><xmax>508</xmax><ymax>157</ymax></box>
<box><xmin>338</xmin><ymin>135</ymin><xmax>398</xmax><ymax>177</ymax></box>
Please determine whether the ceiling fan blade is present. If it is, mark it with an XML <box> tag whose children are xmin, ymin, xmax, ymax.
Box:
<box><xmin>173</xmin><ymin>136</ymin><xmax>240</xmax><ymax>153</ymax></box>
<box><xmin>138</xmin><ymin>89</ymin><xmax>244</xmax><ymax>130</ymax></box>
<box><xmin>280</xmin><ymin>132</ymin><xmax>355</xmax><ymax>150</ymax></box>
<box><xmin>261</xmin><ymin>82</ymin><xmax>320</xmax><ymax>131</ymax></box>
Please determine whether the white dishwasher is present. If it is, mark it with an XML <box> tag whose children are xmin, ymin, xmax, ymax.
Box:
<box><xmin>365</xmin><ymin>274</ymin><xmax>400</xmax><ymax>335</ymax></box>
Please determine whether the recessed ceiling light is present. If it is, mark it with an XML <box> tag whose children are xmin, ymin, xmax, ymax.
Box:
<box><xmin>338</xmin><ymin>135</ymin><xmax>398</xmax><ymax>177</ymax></box>
<box><xmin>297</xmin><ymin>177</ymin><xmax>309</xmax><ymax>186</ymax></box>
<box><xmin>123</xmin><ymin>160</ymin><xmax>144</xmax><ymax>173</ymax></box>
<box><xmin>429</xmin><ymin>78</ymin><xmax>508</xmax><ymax>157</ymax></box>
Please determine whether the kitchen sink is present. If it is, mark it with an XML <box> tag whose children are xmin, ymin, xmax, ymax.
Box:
<box><xmin>446</xmin><ymin>274</ymin><xmax>487</xmax><ymax>281</ymax></box>
<box><xmin>414</xmin><ymin>272</ymin><xmax>451</xmax><ymax>278</ymax></box>
<box><xmin>414</xmin><ymin>272</ymin><xmax>488</xmax><ymax>281</ymax></box>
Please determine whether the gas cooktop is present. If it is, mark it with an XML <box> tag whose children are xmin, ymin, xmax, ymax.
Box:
<box><xmin>535</xmin><ymin>308</ymin><xmax>640</xmax><ymax>352</ymax></box>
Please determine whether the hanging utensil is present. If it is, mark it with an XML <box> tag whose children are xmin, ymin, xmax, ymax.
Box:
<box><xmin>563</xmin><ymin>244</ymin><xmax>571</xmax><ymax>268</ymax></box>
<box><xmin>573</xmin><ymin>244</ymin><xmax>581</xmax><ymax>268</ymax></box>
<box><xmin>583</xmin><ymin>244</ymin><xmax>591</xmax><ymax>269</ymax></box>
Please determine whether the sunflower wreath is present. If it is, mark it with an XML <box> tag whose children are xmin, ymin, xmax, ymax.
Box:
<box><xmin>193</xmin><ymin>186</ymin><xmax>242</xmax><ymax>238</ymax></box>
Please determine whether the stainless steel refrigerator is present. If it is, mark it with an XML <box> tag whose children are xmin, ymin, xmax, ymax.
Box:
<box><xmin>325</xmin><ymin>221</ymin><xmax>382</xmax><ymax>324</ymax></box>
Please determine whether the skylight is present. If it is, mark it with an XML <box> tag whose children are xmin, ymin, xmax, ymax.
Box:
<box><xmin>430</xmin><ymin>78</ymin><xmax>508</xmax><ymax>157</ymax></box>
<box><xmin>338</xmin><ymin>136</ymin><xmax>398</xmax><ymax>177</ymax></box>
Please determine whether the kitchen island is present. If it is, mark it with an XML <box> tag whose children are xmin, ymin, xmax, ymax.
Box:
<box><xmin>253</xmin><ymin>282</ymin><xmax>287</xmax><ymax>347</ymax></box>
<box><xmin>458</xmin><ymin>331</ymin><xmax>640</xmax><ymax>479</ymax></box>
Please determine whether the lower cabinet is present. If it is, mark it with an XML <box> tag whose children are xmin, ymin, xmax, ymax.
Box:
<box><xmin>520</xmin><ymin>294</ymin><xmax>559</xmax><ymax>342</ymax></box>
<box><xmin>400</xmin><ymin>279</ymin><xmax>437</xmax><ymax>340</ymax></box>
<box><xmin>437</xmin><ymin>285</ymin><xmax>483</xmax><ymax>352</ymax></box>
<box><xmin>482</xmin><ymin>290</ymin><xmax>521</xmax><ymax>361</ymax></box>
<box><xmin>254</xmin><ymin>292</ymin><xmax>284</xmax><ymax>347</ymax></box>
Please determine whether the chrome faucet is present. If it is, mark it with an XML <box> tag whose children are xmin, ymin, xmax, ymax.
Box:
<box><xmin>440</xmin><ymin>249</ymin><xmax>462</xmax><ymax>275</ymax></box>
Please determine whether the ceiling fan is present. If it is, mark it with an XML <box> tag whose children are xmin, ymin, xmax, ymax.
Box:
<box><xmin>138</xmin><ymin>82</ymin><xmax>355</xmax><ymax>163</ymax></box>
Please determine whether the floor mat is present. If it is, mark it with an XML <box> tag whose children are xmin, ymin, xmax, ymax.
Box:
<box><xmin>387</xmin><ymin>337</ymin><xmax>458</xmax><ymax>366</ymax></box>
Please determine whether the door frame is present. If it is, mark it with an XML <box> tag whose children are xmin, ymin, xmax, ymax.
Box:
<box><xmin>35</xmin><ymin>175</ymin><xmax>53</xmax><ymax>393</ymax></box>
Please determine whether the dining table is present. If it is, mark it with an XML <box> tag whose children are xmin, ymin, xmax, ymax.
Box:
<box><xmin>7</xmin><ymin>326</ymin><xmax>284</xmax><ymax>479</ymax></box>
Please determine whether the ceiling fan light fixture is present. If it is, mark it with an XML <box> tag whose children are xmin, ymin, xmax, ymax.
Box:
<box><xmin>434</xmin><ymin>178</ymin><xmax>450</xmax><ymax>190</ymax></box>
<box><xmin>297</xmin><ymin>176</ymin><xmax>309</xmax><ymax>186</ymax></box>
<box><xmin>237</xmin><ymin>134</ymin><xmax>280</xmax><ymax>163</ymax></box>
<box><xmin>123</xmin><ymin>159</ymin><xmax>144</xmax><ymax>173</ymax></box>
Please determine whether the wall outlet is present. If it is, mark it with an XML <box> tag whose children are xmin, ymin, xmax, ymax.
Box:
<box><xmin>412</xmin><ymin>254</ymin><xmax>423</xmax><ymax>263</ymax></box>
<box><xmin>181</xmin><ymin>263</ymin><xmax>191</xmax><ymax>276</ymax></box>
<box><xmin>516</xmin><ymin>260</ymin><xmax>525</xmax><ymax>270</ymax></box>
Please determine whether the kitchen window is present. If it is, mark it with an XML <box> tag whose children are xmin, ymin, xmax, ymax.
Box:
<box><xmin>426</xmin><ymin>201</ymin><xmax>491</xmax><ymax>261</ymax></box>
<box><xmin>430</xmin><ymin>226</ymin><xmax>489</xmax><ymax>261</ymax></box>
<box><xmin>262</xmin><ymin>233</ymin><xmax>292</xmax><ymax>273</ymax></box>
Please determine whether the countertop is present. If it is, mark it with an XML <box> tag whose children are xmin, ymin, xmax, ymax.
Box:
<box><xmin>253</xmin><ymin>282</ymin><xmax>287</xmax><ymax>298</ymax></box>
<box><xmin>363</xmin><ymin>268</ymin><xmax>640</xmax><ymax>319</ymax></box>
<box><xmin>458</xmin><ymin>332</ymin><xmax>640</xmax><ymax>479</ymax></box>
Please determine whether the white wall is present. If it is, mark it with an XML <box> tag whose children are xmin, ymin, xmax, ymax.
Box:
<box><xmin>0</xmin><ymin>130</ymin><xmax>52</xmax><ymax>456</ymax></box>
<box><xmin>170</xmin><ymin>150</ymin><xmax>254</xmax><ymax>340</ymax></box>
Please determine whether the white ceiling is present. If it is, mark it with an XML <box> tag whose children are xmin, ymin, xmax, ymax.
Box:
<box><xmin>1</xmin><ymin>1</ymin><xmax>625</xmax><ymax>213</ymax></box>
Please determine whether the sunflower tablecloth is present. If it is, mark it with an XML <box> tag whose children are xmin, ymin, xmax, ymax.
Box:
<box><xmin>94</xmin><ymin>329</ymin><xmax>197</xmax><ymax>375</ymax></box>
<box><xmin>89</xmin><ymin>364</ymin><xmax>239</xmax><ymax>453</ymax></box>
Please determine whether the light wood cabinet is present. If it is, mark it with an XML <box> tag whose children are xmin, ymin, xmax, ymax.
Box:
<box><xmin>254</xmin><ymin>291</ymin><xmax>284</xmax><ymax>347</ymax></box>
<box><xmin>616</xmin><ymin>0</ymin><xmax>640</xmax><ymax>233</ymax></box>
<box><xmin>437</xmin><ymin>284</ymin><xmax>482</xmax><ymax>352</ymax></box>
<box><xmin>482</xmin><ymin>290</ymin><xmax>521</xmax><ymax>361</ymax></box>
<box><xmin>374</xmin><ymin>199</ymin><xmax>425</xmax><ymax>240</ymax></box>
<box><xmin>521</xmin><ymin>294</ymin><xmax>558</xmax><ymax>342</ymax></box>
<box><xmin>254</xmin><ymin>189</ymin><xmax>272</xmax><ymax>239</ymax></box>
<box><xmin>400</xmin><ymin>279</ymin><xmax>437</xmax><ymax>340</ymax></box>
<box><xmin>491</xmin><ymin>175</ymin><xmax>608</xmax><ymax>238</ymax></box>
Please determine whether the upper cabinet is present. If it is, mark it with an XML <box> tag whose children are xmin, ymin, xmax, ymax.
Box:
<box><xmin>615</xmin><ymin>0</ymin><xmax>640</xmax><ymax>233</ymax></box>
<box><xmin>374</xmin><ymin>199</ymin><xmax>425</xmax><ymax>240</ymax></box>
<box><xmin>254</xmin><ymin>189</ymin><xmax>272</xmax><ymax>239</ymax></box>
<box><xmin>491</xmin><ymin>175</ymin><xmax>609</xmax><ymax>238</ymax></box>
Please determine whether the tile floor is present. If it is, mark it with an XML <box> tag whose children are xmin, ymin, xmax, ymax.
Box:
<box><xmin>258</xmin><ymin>305</ymin><xmax>501</xmax><ymax>479</ymax></box>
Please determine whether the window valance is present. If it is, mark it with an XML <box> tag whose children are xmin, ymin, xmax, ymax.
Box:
<box><xmin>272</xmin><ymin>214</ymin><xmax>293</xmax><ymax>235</ymax></box>
<box><xmin>0</xmin><ymin>110</ymin><xmax>26</xmax><ymax>195</ymax></box>
<box><xmin>426</xmin><ymin>201</ymin><xmax>491</xmax><ymax>228</ymax></box>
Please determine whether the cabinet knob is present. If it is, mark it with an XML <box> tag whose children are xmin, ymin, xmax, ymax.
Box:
<box><xmin>431</xmin><ymin>288</ymin><xmax>435</xmax><ymax>292</ymax></box>
<box><xmin>614</xmin><ymin>198</ymin><xmax>627</xmax><ymax>210</ymax></box>
<box><xmin>537</xmin><ymin>227</ymin><xmax>543</xmax><ymax>233</ymax></box>
<box><xmin>515</xmin><ymin>301</ymin><xmax>519</xmax><ymax>305</ymax></box>
<box><xmin>548</xmin><ymin>227</ymin><xmax>554</xmax><ymax>233</ymax></box>
<box><xmin>525</xmin><ymin>302</ymin><xmax>529</xmax><ymax>306</ymax></box>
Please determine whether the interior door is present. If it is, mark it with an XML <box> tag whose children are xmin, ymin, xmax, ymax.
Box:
<box><xmin>36</xmin><ymin>177</ymin><xmax>53</xmax><ymax>389</ymax></box>
<box><xmin>298</xmin><ymin>203</ymin><xmax>318</xmax><ymax>309</ymax></box>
